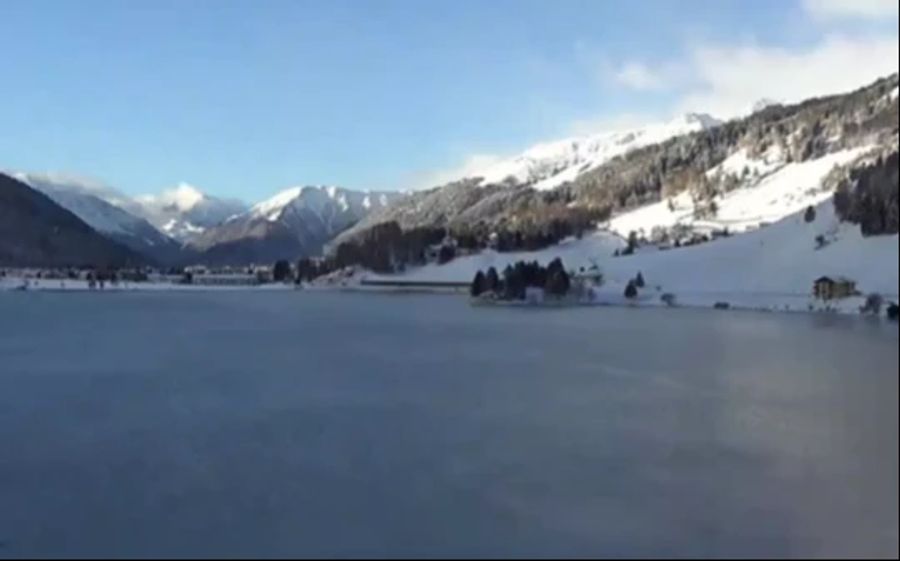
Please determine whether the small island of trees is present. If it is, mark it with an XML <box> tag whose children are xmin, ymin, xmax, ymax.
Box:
<box><xmin>470</xmin><ymin>258</ymin><xmax>573</xmax><ymax>302</ymax></box>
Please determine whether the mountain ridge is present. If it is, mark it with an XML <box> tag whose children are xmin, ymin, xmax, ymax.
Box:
<box><xmin>329</xmin><ymin>73</ymin><xmax>898</xmax><ymax>272</ymax></box>
<box><xmin>0</xmin><ymin>173</ymin><xmax>144</xmax><ymax>268</ymax></box>
<box><xmin>13</xmin><ymin>172</ymin><xmax>183</xmax><ymax>264</ymax></box>
<box><xmin>3</xmin><ymin>73</ymin><xmax>896</xmax><ymax>269</ymax></box>
<box><xmin>186</xmin><ymin>185</ymin><xmax>402</xmax><ymax>265</ymax></box>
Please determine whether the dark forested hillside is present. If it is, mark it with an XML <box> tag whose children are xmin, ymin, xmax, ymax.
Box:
<box><xmin>0</xmin><ymin>173</ymin><xmax>143</xmax><ymax>268</ymax></box>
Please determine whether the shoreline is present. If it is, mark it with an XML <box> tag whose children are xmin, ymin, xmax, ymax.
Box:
<box><xmin>3</xmin><ymin>276</ymin><xmax>897</xmax><ymax>321</ymax></box>
<box><xmin>0</xmin><ymin>278</ymin><xmax>298</xmax><ymax>293</ymax></box>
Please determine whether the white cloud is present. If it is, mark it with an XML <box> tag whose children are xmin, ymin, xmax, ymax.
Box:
<box><xmin>9</xmin><ymin>170</ymin><xmax>113</xmax><ymax>195</ymax></box>
<box><xmin>610</xmin><ymin>60</ymin><xmax>691</xmax><ymax>93</ymax></box>
<box><xmin>614</xmin><ymin>62</ymin><xmax>667</xmax><ymax>91</ymax></box>
<box><xmin>408</xmin><ymin>7</ymin><xmax>899</xmax><ymax>191</ymax></box>
<box><xmin>675</xmin><ymin>34</ymin><xmax>899</xmax><ymax>117</ymax></box>
<box><xmin>601</xmin><ymin>32</ymin><xmax>899</xmax><ymax>119</ymax></box>
<box><xmin>803</xmin><ymin>0</ymin><xmax>898</xmax><ymax>20</ymax></box>
<box><xmin>403</xmin><ymin>153</ymin><xmax>507</xmax><ymax>191</ymax></box>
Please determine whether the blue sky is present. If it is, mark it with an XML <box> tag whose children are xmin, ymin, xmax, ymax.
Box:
<box><xmin>1</xmin><ymin>0</ymin><xmax>897</xmax><ymax>200</ymax></box>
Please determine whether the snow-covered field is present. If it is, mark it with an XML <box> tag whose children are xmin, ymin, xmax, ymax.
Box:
<box><xmin>371</xmin><ymin>197</ymin><xmax>898</xmax><ymax>315</ymax></box>
<box><xmin>608</xmin><ymin>147</ymin><xmax>869</xmax><ymax>238</ymax></box>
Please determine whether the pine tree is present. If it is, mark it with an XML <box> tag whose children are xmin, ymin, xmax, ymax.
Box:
<box><xmin>470</xmin><ymin>271</ymin><xmax>486</xmax><ymax>297</ymax></box>
<box><xmin>804</xmin><ymin>205</ymin><xmax>817</xmax><ymax>223</ymax></box>
<box><xmin>273</xmin><ymin>260</ymin><xmax>292</xmax><ymax>282</ymax></box>
<box><xmin>486</xmin><ymin>267</ymin><xmax>500</xmax><ymax>293</ymax></box>
<box><xmin>624</xmin><ymin>280</ymin><xmax>638</xmax><ymax>299</ymax></box>
<box><xmin>625</xmin><ymin>231</ymin><xmax>638</xmax><ymax>254</ymax></box>
<box><xmin>634</xmin><ymin>271</ymin><xmax>645</xmax><ymax>288</ymax></box>
<box><xmin>546</xmin><ymin>269</ymin><xmax>571</xmax><ymax>296</ymax></box>
<box><xmin>887</xmin><ymin>302</ymin><xmax>899</xmax><ymax>321</ymax></box>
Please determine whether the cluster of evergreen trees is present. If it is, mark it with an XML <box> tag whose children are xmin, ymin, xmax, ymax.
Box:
<box><xmin>303</xmin><ymin>211</ymin><xmax>603</xmax><ymax>280</ymax></box>
<box><xmin>624</xmin><ymin>271</ymin><xmax>645</xmax><ymax>299</ymax></box>
<box><xmin>294</xmin><ymin>223</ymin><xmax>448</xmax><ymax>279</ymax></box>
<box><xmin>833</xmin><ymin>151</ymin><xmax>899</xmax><ymax>236</ymax></box>
<box><xmin>272</xmin><ymin>260</ymin><xmax>292</xmax><ymax>282</ymax></box>
<box><xmin>887</xmin><ymin>302</ymin><xmax>899</xmax><ymax>321</ymax></box>
<box><xmin>487</xmin><ymin>217</ymin><xmax>596</xmax><ymax>252</ymax></box>
<box><xmin>470</xmin><ymin>258</ymin><xmax>572</xmax><ymax>300</ymax></box>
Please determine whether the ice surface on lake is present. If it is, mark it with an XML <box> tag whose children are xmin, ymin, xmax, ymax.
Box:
<box><xmin>0</xmin><ymin>292</ymin><xmax>897</xmax><ymax>557</ymax></box>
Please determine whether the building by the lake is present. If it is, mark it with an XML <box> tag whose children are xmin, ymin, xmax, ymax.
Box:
<box><xmin>813</xmin><ymin>276</ymin><xmax>857</xmax><ymax>300</ymax></box>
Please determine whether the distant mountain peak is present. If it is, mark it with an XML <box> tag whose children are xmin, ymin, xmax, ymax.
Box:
<box><xmin>138</xmin><ymin>182</ymin><xmax>207</xmax><ymax>212</ymax></box>
<box><xmin>189</xmin><ymin>185</ymin><xmax>403</xmax><ymax>265</ymax></box>
<box><xmin>250</xmin><ymin>185</ymin><xmax>361</xmax><ymax>222</ymax></box>
<box><xmin>250</xmin><ymin>186</ymin><xmax>307</xmax><ymax>220</ymax></box>
<box><xmin>131</xmin><ymin>183</ymin><xmax>248</xmax><ymax>242</ymax></box>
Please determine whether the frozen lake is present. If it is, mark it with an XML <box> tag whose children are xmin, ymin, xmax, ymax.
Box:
<box><xmin>1</xmin><ymin>291</ymin><xmax>897</xmax><ymax>558</ymax></box>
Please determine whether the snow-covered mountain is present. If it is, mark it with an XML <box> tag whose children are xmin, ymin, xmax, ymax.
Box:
<box><xmin>362</xmin><ymin>103</ymin><xmax>899</xmax><ymax>313</ymax></box>
<box><xmin>11</xmin><ymin>172</ymin><xmax>182</xmax><ymax>263</ymax></box>
<box><xmin>187</xmin><ymin>185</ymin><xmax>402</xmax><ymax>265</ymax></box>
<box><xmin>249</xmin><ymin>185</ymin><xmax>395</xmax><ymax>226</ymax></box>
<box><xmin>134</xmin><ymin>183</ymin><xmax>248</xmax><ymax>242</ymax></box>
<box><xmin>333</xmin><ymin>113</ymin><xmax>723</xmax><ymax>246</ymax></box>
<box><xmin>1</xmin><ymin>172</ymin><xmax>397</xmax><ymax>266</ymax></box>
<box><xmin>334</xmin><ymin>73</ymin><xmax>899</xmax><ymax>288</ymax></box>
<box><xmin>1</xmin><ymin>173</ymin><xmax>144</xmax><ymax>268</ymax></box>
<box><xmin>461</xmin><ymin>112</ymin><xmax>721</xmax><ymax>191</ymax></box>
<box><xmin>6</xmin><ymin>174</ymin><xmax>247</xmax><ymax>262</ymax></box>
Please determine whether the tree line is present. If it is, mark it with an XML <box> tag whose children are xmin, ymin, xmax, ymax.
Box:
<box><xmin>470</xmin><ymin>258</ymin><xmax>572</xmax><ymax>300</ymax></box>
<box><xmin>293</xmin><ymin>210</ymin><xmax>604</xmax><ymax>280</ymax></box>
<box><xmin>833</xmin><ymin>151</ymin><xmax>899</xmax><ymax>236</ymax></box>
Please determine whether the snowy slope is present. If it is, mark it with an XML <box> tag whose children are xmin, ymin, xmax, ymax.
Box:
<box><xmin>12</xmin><ymin>172</ymin><xmax>142</xmax><ymax>232</ymax></box>
<box><xmin>0</xmin><ymin>173</ymin><xmax>144</xmax><ymax>268</ymax></box>
<box><xmin>7</xmin><ymin>173</ymin><xmax>244</xmax><ymax>245</ymax></box>
<box><xmin>186</xmin><ymin>185</ymin><xmax>401</xmax><ymax>264</ymax></box>
<box><xmin>607</xmin><ymin>147</ymin><xmax>872</xmax><ymax>238</ymax></box>
<box><xmin>463</xmin><ymin>113</ymin><xmax>721</xmax><ymax>191</ymax></box>
<box><xmin>134</xmin><ymin>183</ymin><xmax>248</xmax><ymax>241</ymax></box>
<box><xmin>384</xmin><ymin>140</ymin><xmax>898</xmax><ymax>302</ymax></box>
<box><xmin>379</xmin><ymin>198</ymin><xmax>898</xmax><ymax>310</ymax></box>
<box><xmin>248</xmin><ymin>185</ymin><xmax>396</xmax><ymax>227</ymax></box>
<box><xmin>11</xmin><ymin>172</ymin><xmax>182</xmax><ymax>262</ymax></box>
